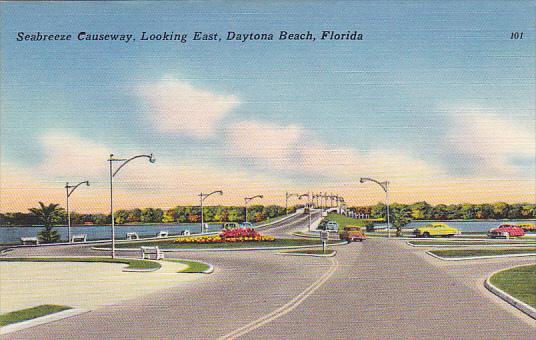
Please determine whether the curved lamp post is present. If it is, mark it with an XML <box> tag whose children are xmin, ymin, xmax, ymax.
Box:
<box><xmin>360</xmin><ymin>177</ymin><xmax>390</xmax><ymax>238</ymax></box>
<box><xmin>299</xmin><ymin>192</ymin><xmax>312</xmax><ymax>231</ymax></box>
<box><xmin>285</xmin><ymin>192</ymin><xmax>299</xmax><ymax>214</ymax></box>
<box><xmin>65</xmin><ymin>180</ymin><xmax>89</xmax><ymax>243</ymax></box>
<box><xmin>199</xmin><ymin>190</ymin><xmax>223</xmax><ymax>233</ymax></box>
<box><xmin>109</xmin><ymin>153</ymin><xmax>155</xmax><ymax>258</ymax></box>
<box><xmin>244</xmin><ymin>195</ymin><xmax>263</xmax><ymax>223</ymax></box>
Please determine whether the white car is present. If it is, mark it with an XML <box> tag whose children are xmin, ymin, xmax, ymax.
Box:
<box><xmin>325</xmin><ymin>221</ymin><xmax>339</xmax><ymax>231</ymax></box>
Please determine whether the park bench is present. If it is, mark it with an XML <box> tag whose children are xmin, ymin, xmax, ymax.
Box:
<box><xmin>140</xmin><ymin>246</ymin><xmax>164</xmax><ymax>260</ymax></box>
<box><xmin>156</xmin><ymin>231</ymin><xmax>169</xmax><ymax>238</ymax></box>
<box><xmin>71</xmin><ymin>234</ymin><xmax>87</xmax><ymax>243</ymax></box>
<box><xmin>20</xmin><ymin>237</ymin><xmax>39</xmax><ymax>245</ymax></box>
<box><xmin>126</xmin><ymin>232</ymin><xmax>139</xmax><ymax>240</ymax></box>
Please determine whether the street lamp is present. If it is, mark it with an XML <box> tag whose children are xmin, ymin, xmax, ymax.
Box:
<box><xmin>65</xmin><ymin>180</ymin><xmax>89</xmax><ymax>243</ymax></box>
<box><xmin>244</xmin><ymin>195</ymin><xmax>263</xmax><ymax>223</ymax></box>
<box><xmin>199</xmin><ymin>190</ymin><xmax>223</xmax><ymax>233</ymax></box>
<box><xmin>109</xmin><ymin>153</ymin><xmax>155</xmax><ymax>258</ymax></box>
<box><xmin>360</xmin><ymin>177</ymin><xmax>390</xmax><ymax>237</ymax></box>
<box><xmin>285</xmin><ymin>192</ymin><xmax>299</xmax><ymax>214</ymax></box>
<box><xmin>299</xmin><ymin>192</ymin><xmax>312</xmax><ymax>231</ymax></box>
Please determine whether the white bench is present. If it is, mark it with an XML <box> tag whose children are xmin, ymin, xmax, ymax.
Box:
<box><xmin>156</xmin><ymin>231</ymin><xmax>168</xmax><ymax>238</ymax></box>
<box><xmin>140</xmin><ymin>246</ymin><xmax>164</xmax><ymax>260</ymax></box>
<box><xmin>20</xmin><ymin>237</ymin><xmax>39</xmax><ymax>245</ymax></box>
<box><xmin>71</xmin><ymin>234</ymin><xmax>87</xmax><ymax>243</ymax></box>
<box><xmin>181</xmin><ymin>230</ymin><xmax>191</xmax><ymax>236</ymax></box>
<box><xmin>126</xmin><ymin>232</ymin><xmax>139</xmax><ymax>240</ymax></box>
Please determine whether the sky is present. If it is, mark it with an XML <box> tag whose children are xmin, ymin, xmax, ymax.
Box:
<box><xmin>1</xmin><ymin>1</ymin><xmax>535</xmax><ymax>212</ymax></box>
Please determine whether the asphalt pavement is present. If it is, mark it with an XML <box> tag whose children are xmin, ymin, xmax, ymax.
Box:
<box><xmin>2</xmin><ymin>216</ymin><xmax>535</xmax><ymax>339</ymax></box>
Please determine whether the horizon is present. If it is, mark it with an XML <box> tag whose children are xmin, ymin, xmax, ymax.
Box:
<box><xmin>1</xmin><ymin>1</ymin><xmax>535</xmax><ymax>212</ymax></box>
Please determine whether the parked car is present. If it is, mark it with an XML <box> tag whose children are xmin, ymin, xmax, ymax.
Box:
<box><xmin>241</xmin><ymin>222</ymin><xmax>254</xmax><ymax>228</ymax></box>
<box><xmin>488</xmin><ymin>224</ymin><xmax>525</xmax><ymax>238</ymax></box>
<box><xmin>325</xmin><ymin>220</ymin><xmax>339</xmax><ymax>231</ymax></box>
<box><xmin>517</xmin><ymin>223</ymin><xmax>536</xmax><ymax>232</ymax></box>
<box><xmin>413</xmin><ymin>223</ymin><xmax>460</xmax><ymax>238</ymax></box>
<box><xmin>339</xmin><ymin>226</ymin><xmax>366</xmax><ymax>242</ymax></box>
<box><xmin>223</xmin><ymin>222</ymin><xmax>240</xmax><ymax>229</ymax></box>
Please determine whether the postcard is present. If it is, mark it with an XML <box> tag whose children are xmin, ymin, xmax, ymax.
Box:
<box><xmin>0</xmin><ymin>1</ymin><xmax>535</xmax><ymax>339</ymax></box>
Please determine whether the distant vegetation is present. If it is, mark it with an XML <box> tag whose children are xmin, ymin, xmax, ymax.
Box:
<box><xmin>351</xmin><ymin>202</ymin><xmax>535</xmax><ymax>220</ymax></box>
<box><xmin>1</xmin><ymin>204</ymin><xmax>294</xmax><ymax>226</ymax></box>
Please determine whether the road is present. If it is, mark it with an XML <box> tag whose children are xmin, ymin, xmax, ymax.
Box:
<box><xmin>2</xmin><ymin>216</ymin><xmax>535</xmax><ymax>339</ymax></box>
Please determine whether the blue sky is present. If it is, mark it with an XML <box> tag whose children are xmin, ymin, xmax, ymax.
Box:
<box><xmin>1</xmin><ymin>1</ymin><xmax>534</xmax><ymax>211</ymax></box>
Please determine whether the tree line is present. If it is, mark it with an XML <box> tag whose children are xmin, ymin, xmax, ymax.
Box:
<box><xmin>0</xmin><ymin>204</ymin><xmax>294</xmax><ymax>226</ymax></box>
<box><xmin>351</xmin><ymin>202</ymin><xmax>536</xmax><ymax>220</ymax></box>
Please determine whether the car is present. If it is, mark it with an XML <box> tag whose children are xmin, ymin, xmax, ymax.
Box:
<box><xmin>223</xmin><ymin>222</ymin><xmax>240</xmax><ymax>229</ymax></box>
<box><xmin>241</xmin><ymin>222</ymin><xmax>254</xmax><ymax>228</ymax></box>
<box><xmin>488</xmin><ymin>224</ymin><xmax>525</xmax><ymax>238</ymax></box>
<box><xmin>517</xmin><ymin>223</ymin><xmax>536</xmax><ymax>232</ymax></box>
<box><xmin>339</xmin><ymin>226</ymin><xmax>366</xmax><ymax>242</ymax></box>
<box><xmin>325</xmin><ymin>220</ymin><xmax>339</xmax><ymax>231</ymax></box>
<box><xmin>413</xmin><ymin>223</ymin><xmax>460</xmax><ymax>238</ymax></box>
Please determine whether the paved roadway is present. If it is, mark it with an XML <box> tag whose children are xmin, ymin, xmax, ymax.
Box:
<box><xmin>2</xmin><ymin>217</ymin><xmax>535</xmax><ymax>339</ymax></box>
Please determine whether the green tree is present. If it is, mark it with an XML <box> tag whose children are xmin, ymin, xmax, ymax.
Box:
<box><xmin>389</xmin><ymin>204</ymin><xmax>412</xmax><ymax>237</ymax></box>
<box><xmin>29</xmin><ymin>202</ymin><xmax>64</xmax><ymax>243</ymax></box>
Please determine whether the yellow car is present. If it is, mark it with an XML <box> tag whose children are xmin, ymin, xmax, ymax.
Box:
<box><xmin>413</xmin><ymin>223</ymin><xmax>460</xmax><ymax>238</ymax></box>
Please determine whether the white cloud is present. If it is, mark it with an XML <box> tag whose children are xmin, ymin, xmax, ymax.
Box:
<box><xmin>38</xmin><ymin>131</ymin><xmax>111</xmax><ymax>179</ymax></box>
<box><xmin>138</xmin><ymin>77</ymin><xmax>239</xmax><ymax>139</ymax></box>
<box><xmin>225</xmin><ymin>120</ymin><xmax>443</xmax><ymax>181</ymax></box>
<box><xmin>444</xmin><ymin>106</ymin><xmax>535</xmax><ymax>176</ymax></box>
<box><xmin>226</xmin><ymin>121</ymin><xmax>303</xmax><ymax>165</ymax></box>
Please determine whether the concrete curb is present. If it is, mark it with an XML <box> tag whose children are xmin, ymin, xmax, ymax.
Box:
<box><xmin>426</xmin><ymin>251</ymin><xmax>536</xmax><ymax>261</ymax></box>
<box><xmin>277</xmin><ymin>250</ymin><xmax>337</xmax><ymax>257</ymax></box>
<box><xmin>0</xmin><ymin>308</ymin><xmax>89</xmax><ymax>335</ymax></box>
<box><xmin>484</xmin><ymin>265</ymin><xmax>536</xmax><ymax>320</ymax></box>
<box><xmin>92</xmin><ymin>241</ymin><xmax>348</xmax><ymax>253</ymax></box>
<box><xmin>165</xmin><ymin>259</ymin><xmax>214</xmax><ymax>274</ymax></box>
<box><xmin>407</xmin><ymin>241</ymin><xmax>536</xmax><ymax>248</ymax></box>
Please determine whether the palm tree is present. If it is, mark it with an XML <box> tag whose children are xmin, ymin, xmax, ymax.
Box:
<box><xmin>29</xmin><ymin>202</ymin><xmax>64</xmax><ymax>243</ymax></box>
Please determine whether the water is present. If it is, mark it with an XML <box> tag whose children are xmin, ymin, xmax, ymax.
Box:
<box><xmin>0</xmin><ymin>224</ymin><xmax>224</xmax><ymax>244</ymax></box>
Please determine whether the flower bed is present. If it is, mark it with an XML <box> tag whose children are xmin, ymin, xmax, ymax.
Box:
<box><xmin>174</xmin><ymin>228</ymin><xmax>275</xmax><ymax>244</ymax></box>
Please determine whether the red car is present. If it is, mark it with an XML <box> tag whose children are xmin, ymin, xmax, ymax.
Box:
<box><xmin>488</xmin><ymin>224</ymin><xmax>525</xmax><ymax>238</ymax></box>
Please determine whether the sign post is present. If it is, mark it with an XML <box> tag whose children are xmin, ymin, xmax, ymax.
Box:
<box><xmin>320</xmin><ymin>230</ymin><xmax>329</xmax><ymax>254</ymax></box>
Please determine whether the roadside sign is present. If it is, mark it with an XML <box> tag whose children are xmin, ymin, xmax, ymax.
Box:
<box><xmin>320</xmin><ymin>230</ymin><xmax>329</xmax><ymax>253</ymax></box>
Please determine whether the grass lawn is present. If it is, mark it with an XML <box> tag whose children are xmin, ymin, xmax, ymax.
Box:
<box><xmin>429</xmin><ymin>248</ymin><xmax>536</xmax><ymax>258</ymax></box>
<box><xmin>282</xmin><ymin>249</ymin><xmax>336</xmax><ymax>255</ymax></box>
<box><xmin>490</xmin><ymin>264</ymin><xmax>536</xmax><ymax>308</ymax></box>
<box><xmin>0</xmin><ymin>257</ymin><xmax>161</xmax><ymax>270</ymax></box>
<box><xmin>164</xmin><ymin>259</ymin><xmax>211</xmax><ymax>273</ymax></box>
<box><xmin>410</xmin><ymin>240</ymin><xmax>536</xmax><ymax>246</ymax></box>
<box><xmin>114</xmin><ymin>238</ymin><xmax>338</xmax><ymax>249</ymax></box>
<box><xmin>325</xmin><ymin>213</ymin><xmax>376</xmax><ymax>231</ymax></box>
<box><xmin>0</xmin><ymin>305</ymin><xmax>71</xmax><ymax>326</ymax></box>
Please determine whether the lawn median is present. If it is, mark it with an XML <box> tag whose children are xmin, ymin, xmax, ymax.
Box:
<box><xmin>489</xmin><ymin>264</ymin><xmax>536</xmax><ymax>310</ymax></box>
<box><xmin>428</xmin><ymin>248</ymin><xmax>536</xmax><ymax>260</ymax></box>
<box><xmin>0</xmin><ymin>305</ymin><xmax>71</xmax><ymax>327</ymax></box>
<box><xmin>0</xmin><ymin>257</ymin><xmax>161</xmax><ymax>271</ymax></box>
<box><xmin>113</xmin><ymin>238</ymin><xmax>339</xmax><ymax>249</ymax></box>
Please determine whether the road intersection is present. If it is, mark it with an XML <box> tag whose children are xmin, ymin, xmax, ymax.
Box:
<box><xmin>2</xmin><ymin>214</ymin><xmax>534</xmax><ymax>339</ymax></box>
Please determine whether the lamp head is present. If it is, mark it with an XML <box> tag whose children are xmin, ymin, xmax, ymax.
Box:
<box><xmin>149</xmin><ymin>153</ymin><xmax>156</xmax><ymax>163</ymax></box>
<box><xmin>359</xmin><ymin>178</ymin><xmax>365</xmax><ymax>183</ymax></box>
<box><xmin>86</xmin><ymin>181</ymin><xmax>90</xmax><ymax>186</ymax></box>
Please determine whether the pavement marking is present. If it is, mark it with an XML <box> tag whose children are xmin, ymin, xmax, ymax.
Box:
<box><xmin>218</xmin><ymin>257</ymin><xmax>339</xmax><ymax>340</ymax></box>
